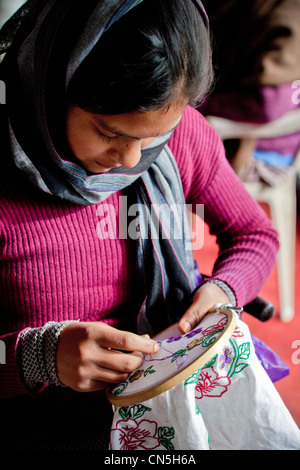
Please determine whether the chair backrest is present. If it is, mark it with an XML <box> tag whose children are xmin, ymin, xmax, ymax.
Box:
<box><xmin>206</xmin><ymin>108</ymin><xmax>300</xmax><ymax>140</ymax></box>
<box><xmin>206</xmin><ymin>109</ymin><xmax>300</xmax><ymax>171</ymax></box>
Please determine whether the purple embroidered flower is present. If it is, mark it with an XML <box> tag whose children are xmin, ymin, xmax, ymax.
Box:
<box><xmin>167</xmin><ymin>335</ymin><xmax>182</xmax><ymax>343</ymax></box>
<box><xmin>220</xmin><ymin>348</ymin><xmax>232</xmax><ymax>369</ymax></box>
<box><xmin>186</xmin><ymin>327</ymin><xmax>202</xmax><ymax>338</ymax></box>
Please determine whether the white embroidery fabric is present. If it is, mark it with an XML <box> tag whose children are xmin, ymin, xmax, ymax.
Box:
<box><xmin>109</xmin><ymin>311</ymin><xmax>300</xmax><ymax>450</ymax></box>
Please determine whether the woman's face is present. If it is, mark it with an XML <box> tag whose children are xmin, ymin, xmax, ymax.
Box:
<box><xmin>66</xmin><ymin>104</ymin><xmax>185</xmax><ymax>174</ymax></box>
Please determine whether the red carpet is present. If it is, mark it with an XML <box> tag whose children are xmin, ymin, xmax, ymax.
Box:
<box><xmin>193</xmin><ymin>207</ymin><xmax>300</xmax><ymax>428</ymax></box>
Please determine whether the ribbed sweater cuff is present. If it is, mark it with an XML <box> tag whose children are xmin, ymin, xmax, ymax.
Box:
<box><xmin>203</xmin><ymin>279</ymin><xmax>237</xmax><ymax>307</ymax></box>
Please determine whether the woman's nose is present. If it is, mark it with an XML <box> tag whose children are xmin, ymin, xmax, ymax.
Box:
<box><xmin>114</xmin><ymin>140</ymin><xmax>142</xmax><ymax>168</ymax></box>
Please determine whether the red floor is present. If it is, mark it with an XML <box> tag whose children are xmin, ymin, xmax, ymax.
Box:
<box><xmin>193</xmin><ymin>208</ymin><xmax>300</xmax><ymax>428</ymax></box>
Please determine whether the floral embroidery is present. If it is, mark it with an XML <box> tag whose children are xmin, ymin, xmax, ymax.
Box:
<box><xmin>201</xmin><ymin>317</ymin><xmax>228</xmax><ymax>338</ymax></box>
<box><xmin>186</xmin><ymin>327</ymin><xmax>203</xmax><ymax>338</ymax></box>
<box><xmin>171</xmin><ymin>349</ymin><xmax>188</xmax><ymax>366</ymax></box>
<box><xmin>112</xmin><ymin>366</ymin><xmax>156</xmax><ymax>395</ymax></box>
<box><xmin>195</xmin><ymin>367</ymin><xmax>231</xmax><ymax>399</ymax></box>
<box><xmin>129</xmin><ymin>370</ymin><xmax>143</xmax><ymax>382</ymax></box>
<box><xmin>143</xmin><ymin>341</ymin><xmax>189</xmax><ymax>369</ymax></box>
<box><xmin>227</xmin><ymin>339</ymin><xmax>251</xmax><ymax>376</ymax></box>
<box><xmin>220</xmin><ymin>347</ymin><xmax>232</xmax><ymax>369</ymax></box>
<box><xmin>158</xmin><ymin>426</ymin><xmax>175</xmax><ymax>450</ymax></box>
<box><xmin>167</xmin><ymin>335</ymin><xmax>182</xmax><ymax>343</ymax></box>
<box><xmin>144</xmin><ymin>365</ymin><xmax>156</xmax><ymax>377</ymax></box>
<box><xmin>110</xmin><ymin>316</ymin><xmax>255</xmax><ymax>450</ymax></box>
<box><xmin>167</xmin><ymin>327</ymin><xmax>203</xmax><ymax>343</ymax></box>
<box><xmin>111</xmin><ymin>405</ymin><xmax>175</xmax><ymax>450</ymax></box>
<box><xmin>232</xmin><ymin>326</ymin><xmax>244</xmax><ymax>337</ymax></box>
<box><xmin>187</xmin><ymin>337</ymin><xmax>203</xmax><ymax>350</ymax></box>
<box><xmin>111</xmin><ymin>418</ymin><xmax>161</xmax><ymax>450</ymax></box>
<box><xmin>204</xmin><ymin>354</ymin><xmax>218</xmax><ymax>368</ymax></box>
<box><xmin>112</xmin><ymin>315</ymin><xmax>251</xmax><ymax>402</ymax></box>
<box><xmin>112</xmin><ymin>381</ymin><xmax>128</xmax><ymax>396</ymax></box>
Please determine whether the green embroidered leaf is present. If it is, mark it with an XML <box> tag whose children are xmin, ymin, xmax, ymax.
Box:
<box><xmin>158</xmin><ymin>426</ymin><xmax>175</xmax><ymax>440</ymax></box>
<box><xmin>204</xmin><ymin>354</ymin><xmax>218</xmax><ymax>368</ymax></box>
<box><xmin>119</xmin><ymin>404</ymin><xmax>152</xmax><ymax>420</ymax></box>
<box><xmin>130</xmin><ymin>404</ymin><xmax>152</xmax><ymax>419</ymax></box>
<box><xmin>159</xmin><ymin>439</ymin><xmax>175</xmax><ymax>450</ymax></box>
<box><xmin>195</xmin><ymin>405</ymin><xmax>201</xmax><ymax>415</ymax></box>
<box><xmin>113</xmin><ymin>381</ymin><xmax>128</xmax><ymax>396</ymax></box>
<box><xmin>184</xmin><ymin>369</ymin><xmax>201</xmax><ymax>385</ymax></box>
<box><xmin>234</xmin><ymin>363</ymin><xmax>249</xmax><ymax>374</ymax></box>
<box><xmin>171</xmin><ymin>349</ymin><xmax>187</xmax><ymax>362</ymax></box>
<box><xmin>238</xmin><ymin>342</ymin><xmax>251</xmax><ymax>360</ymax></box>
<box><xmin>144</xmin><ymin>365</ymin><xmax>156</xmax><ymax>376</ymax></box>
<box><xmin>201</xmin><ymin>331</ymin><xmax>220</xmax><ymax>348</ymax></box>
<box><xmin>119</xmin><ymin>407</ymin><xmax>131</xmax><ymax>420</ymax></box>
<box><xmin>158</xmin><ymin>427</ymin><xmax>175</xmax><ymax>449</ymax></box>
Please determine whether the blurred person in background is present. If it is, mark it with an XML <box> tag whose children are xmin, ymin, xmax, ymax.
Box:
<box><xmin>200</xmin><ymin>0</ymin><xmax>300</xmax><ymax>185</ymax></box>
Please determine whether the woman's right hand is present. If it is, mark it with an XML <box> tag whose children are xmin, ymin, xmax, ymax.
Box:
<box><xmin>56</xmin><ymin>322</ymin><xmax>159</xmax><ymax>392</ymax></box>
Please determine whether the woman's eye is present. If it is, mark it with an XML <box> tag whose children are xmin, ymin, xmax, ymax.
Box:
<box><xmin>96</xmin><ymin>130</ymin><xmax>118</xmax><ymax>143</ymax></box>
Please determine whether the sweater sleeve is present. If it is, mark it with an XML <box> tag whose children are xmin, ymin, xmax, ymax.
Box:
<box><xmin>0</xmin><ymin>331</ymin><xmax>30</xmax><ymax>399</ymax></box>
<box><xmin>168</xmin><ymin>106</ymin><xmax>279</xmax><ymax>307</ymax></box>
<box><xmin>0</xmin><ymin>321</ymin><xmax>78</xmax><ymax>399</ymax></box>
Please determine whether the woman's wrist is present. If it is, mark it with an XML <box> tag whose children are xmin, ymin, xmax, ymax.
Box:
<box><xmin>203</xmin><ymin>279</ymin><xmax>237</xmax><ymax>307</ymax></box>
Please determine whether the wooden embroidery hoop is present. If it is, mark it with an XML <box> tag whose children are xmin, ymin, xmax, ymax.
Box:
<box><xmin>107</xmin><ymin>306</ymin><xmax>238</xmax><ymax>406</ymax></box>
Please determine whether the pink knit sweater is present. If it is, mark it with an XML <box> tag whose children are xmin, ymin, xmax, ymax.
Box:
<box><xmin>0</xmin><ymin>106</ymin><xmax>279</xmax><ymax>399</ymax></box>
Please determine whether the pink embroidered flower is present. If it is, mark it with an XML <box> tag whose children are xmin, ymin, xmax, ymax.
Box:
<box><xmin>232</xmin><ymin>326</ymin><xmax>244</xmax><ymax>337</ymax></box>
<box><xmin>201</xmin><ymin>317</ymin><xmax>228</xmax><ymax>338</ymax></box>
<box><xmin>110</xmin><ymin>418</ymin><xmax>160</xmax><ymax>450</ymax></box>
<box><xmin>195</xmin><ymin>366</ymin><xmax>231</xmax><ymax>399</ymax></box>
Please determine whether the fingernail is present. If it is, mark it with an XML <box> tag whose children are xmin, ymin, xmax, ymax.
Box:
<box><xmin>180</xmin><ymin>321</ymin><xmax>191</xmax><ymax>333</ymax></box>
<box><xmin>132</xmin><ymin>351</ymin><xmax>143</xmax><ymax>359</ymax></box>
<box><xmin>153</xmin><ymin>342</ymin><xmax>159</xmax><ymax>353</ymax></box>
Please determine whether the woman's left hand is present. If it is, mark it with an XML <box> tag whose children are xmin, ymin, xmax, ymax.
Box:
<box><xmin>178</xmin><ymin>282</ymin><xmax>230</xmax><ymax>334</ymax></box>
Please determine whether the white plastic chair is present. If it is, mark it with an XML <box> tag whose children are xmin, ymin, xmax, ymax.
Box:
<box><xmin>207</xmin><ymin>109</ymin><xmax>300</xmax><ymax>322</ymax></box>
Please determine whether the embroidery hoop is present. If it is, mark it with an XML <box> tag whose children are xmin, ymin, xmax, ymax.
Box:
<box><xmin>107</xmin><ymin>306</ymin><xmax>238</xmax><ymax>406</ymax></box>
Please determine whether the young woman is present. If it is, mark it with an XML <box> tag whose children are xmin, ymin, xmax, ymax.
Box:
<box><xmin>0</xmin><ymin>0</ymin><xmax>279</xmax><ymax>449</ymax></box>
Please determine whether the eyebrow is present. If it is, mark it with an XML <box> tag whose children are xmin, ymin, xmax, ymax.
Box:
<box><xmin>94</xmin><ymin>117</ymin><xmax>182</xmax><ymax>140</ymax></box>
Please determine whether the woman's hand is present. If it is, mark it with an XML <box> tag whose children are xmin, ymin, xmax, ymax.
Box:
<box><xmin>178</xmin><ymin>282</ymin><xmax>230</xmax><ymax>334</ymax></box>
<box><xmin>56</xmin><ymin>322</ymin><xmax>159</xmax><ymax>392</ymax></box>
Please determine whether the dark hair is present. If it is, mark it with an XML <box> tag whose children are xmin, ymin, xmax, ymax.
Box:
<box><xmin>67</xmin><ymin>0</ymin><xmax>213</xmax><ymax>114</ymax></box>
